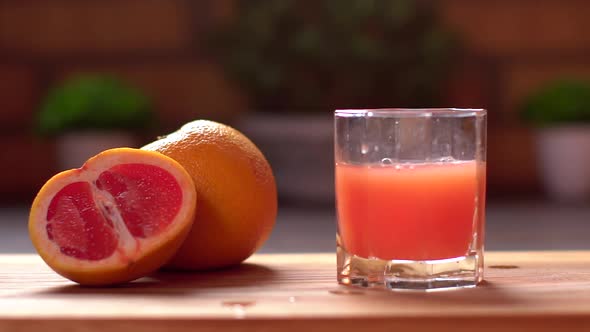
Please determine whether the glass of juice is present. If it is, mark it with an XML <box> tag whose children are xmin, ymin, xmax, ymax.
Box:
<box><xmin>335</xmin><ymin>108</ymin><xmax>487</xmax><ymax>290</ymax></box>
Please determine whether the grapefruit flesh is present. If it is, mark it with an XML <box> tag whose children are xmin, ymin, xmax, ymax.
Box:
<box><xmin>29</xmin><ymin>148</ymin><xmax>197</xmax><ymax>286</ymax></box>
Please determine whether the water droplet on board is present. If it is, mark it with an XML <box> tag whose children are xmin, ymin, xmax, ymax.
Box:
<box><xmin>221</xmin><ymin>301</ymin><xmax>256</xmax><ymax>319</ymax></box>
<box><xmin>288</xmin><ymin>296</ymin><xmax>297</xmax><ymax>303</ymax></box>
<box><xmin>381</xmin><ymin>158</ymin><xmax>393</xmax><ymax>165</ymax></box>
<box><xmin>329</xmin><ymin>289</ymin><xmax>364</xmax><ymax>296</ymax></box>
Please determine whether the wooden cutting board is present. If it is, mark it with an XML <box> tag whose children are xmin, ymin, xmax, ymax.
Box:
<box><xmin>1</xmin><ymin>252</ymin><xmax>590</xmax><ymax>331</ymax></box>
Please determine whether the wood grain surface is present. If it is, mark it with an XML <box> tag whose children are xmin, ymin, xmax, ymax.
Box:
<box><xmin>1</xmin><ymin>252</ymin><xmax>590</xmax><ymax>331</ymax></box>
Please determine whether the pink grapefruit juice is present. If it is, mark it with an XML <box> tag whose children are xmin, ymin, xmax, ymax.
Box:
<box><xmin>336</xmin><ymin>160</ymin><xmax>486</xmax><ymax>261</ymax></box>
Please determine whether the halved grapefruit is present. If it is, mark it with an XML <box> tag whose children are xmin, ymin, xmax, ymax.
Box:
<box><xmin>29</xmin><ymin>148</ymin><xmax>197</xmax><ymax>286</ymax></box>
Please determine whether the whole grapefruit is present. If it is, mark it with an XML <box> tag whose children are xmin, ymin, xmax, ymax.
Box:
<box><xmin>143</xmin><ymin>120</ymin><xmax>277</xmax><ymax>270</ymax></box>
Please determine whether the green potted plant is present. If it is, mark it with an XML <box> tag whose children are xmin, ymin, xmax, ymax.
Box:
<box><xmin>520</xmin><ymin>79</ymin><xmax>590</xmax><ymax>201</ymax></box>
<box><xmin>207</xmin><ymin>0</ymin><xmax>457</xmax><ymax>202</ymax></box>
<box><xmin>36</xmin><ymin>74</ymin><xmax>153</xmax><ymax>170</ymax></box>
<box><xmin>209</xmin><ymin>0</ymin><xmax>456</xmax><ymax>112</ymax></box>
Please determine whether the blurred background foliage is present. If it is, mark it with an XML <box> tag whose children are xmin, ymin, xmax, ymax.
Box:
<box><xmin>521</xmin><ymin>79</ymin><xmax>590</xmax><ymax>127</ymax></box>
<box><xmin>209</xmin><ymin>0</ymin><xmax>457</xmax><ymax>111</ymax></box>
<box><xmin>36</xmin><ymin>75</ymin><xmax>153</xmax><ymax>136</ymax></box>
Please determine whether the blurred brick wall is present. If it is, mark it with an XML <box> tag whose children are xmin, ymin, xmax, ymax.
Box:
<box><xmin>1</xmin><ymin>0</ymin><xmax>589</xmax><ymax>202</ymax></box>
<box><xmin>0</xmin><ymin>0</ymin><xmax>242</xmax><ymax>202</ymax></box>
<box><xmin>439</xmin><ymin>0</ymin><xmax>590</xmax><ymax>195</ymax></box>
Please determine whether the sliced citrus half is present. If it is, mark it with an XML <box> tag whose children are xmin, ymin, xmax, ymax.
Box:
<box><xmin>29</xmin><ymin>148</ymin><xmax>197</xmax><ymax>286</ymax></box>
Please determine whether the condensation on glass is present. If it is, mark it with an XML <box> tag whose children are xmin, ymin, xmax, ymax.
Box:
<box><xmin>335</xmin><ymin>108</ymin><xmax>487</xmax><ymax>290</ymax></box>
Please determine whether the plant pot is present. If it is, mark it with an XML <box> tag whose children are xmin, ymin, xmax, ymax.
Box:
<box><xmin>236</xmin><ymin>113</ymin><xmax>334</xmax><ymax>205</ymax></box>
<box><xmin>535</xmin><ymin>125</ymin><xmax>590</xmax><ymax>202</ymax></box>
<box><xmin>56</xmin><ymin>131</ymin><xmax>139</xmax><ymax>171</ymax></box>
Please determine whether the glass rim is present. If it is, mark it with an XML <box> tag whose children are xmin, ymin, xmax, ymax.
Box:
<box><xmin>334</xmin><ymin>108</ymin><xmax>487</xmax><ymax>118</ymax></box>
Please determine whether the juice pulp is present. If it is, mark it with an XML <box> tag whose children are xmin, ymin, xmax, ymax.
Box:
<box><xmin>336</xmin><ymin>161</ymin><xmax>485</xmax><ymax>261</ymax></box>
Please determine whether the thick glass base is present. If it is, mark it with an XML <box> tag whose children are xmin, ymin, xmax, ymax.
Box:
<box><xmin>337</xmin><ymin>245</ymin><xmax>483</xmax><ymax>291</ymax></box>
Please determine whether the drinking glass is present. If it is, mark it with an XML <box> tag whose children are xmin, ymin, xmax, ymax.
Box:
<box><xmin>335</xmin><ymin>108</ymin><xmax>487</xmax><ymax>290</ymax></box>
